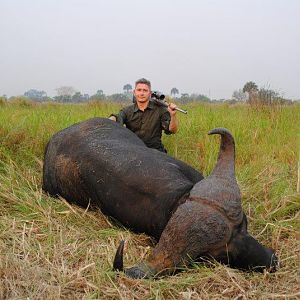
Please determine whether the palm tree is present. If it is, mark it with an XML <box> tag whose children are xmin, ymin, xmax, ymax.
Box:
<box><xmin>123</xmin><ymin>84</ymin><xmax>133</xmax><ymax>93</ymax></box>
<box><xmin>170</xmin><ymin>87</ymin><xmax>179</xmax><ymax>97</ymax></box>
<box><xmin>243</xmin><ymin>81</ymin><xmax>258</xmax><ymax>103</ymax></box>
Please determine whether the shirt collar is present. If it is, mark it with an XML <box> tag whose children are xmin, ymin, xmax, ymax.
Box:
<box><xmin>148</xmin><ymin>100</ymin><xmax>155</xmax><ymax>109</ymax></box>
<box><xmin>133</xmin><ymin>100</ymin><xmax>154</xmax><ymax>112</ymax></box>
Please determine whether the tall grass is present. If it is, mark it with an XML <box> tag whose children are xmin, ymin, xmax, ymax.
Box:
<box><xmin>0</xmin><ymin>100</ymin><xmax>299</xmax><ymax>299</ymax></box>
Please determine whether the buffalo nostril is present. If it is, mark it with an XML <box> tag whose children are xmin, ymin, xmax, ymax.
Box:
<box><xmin>125</xmin><ymin>266</ymin><xmax>149</xmax><ymax>279</ymax></box>
<box><xmin>125</xmin><ymin>263</ymin><xmax>157</xmax><ymax>279</ymax></box>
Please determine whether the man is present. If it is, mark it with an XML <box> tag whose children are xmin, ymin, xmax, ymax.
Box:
<box><xmin>109</xmin><ymin>78</ymin><xmax>178</xmax><ymax>153</ymax></box>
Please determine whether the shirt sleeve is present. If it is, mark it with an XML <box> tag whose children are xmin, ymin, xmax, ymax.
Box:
<box><xmin>161</xmin><ymin>110</ymin><xmax>172</xmax><ymax>135</ymax></box>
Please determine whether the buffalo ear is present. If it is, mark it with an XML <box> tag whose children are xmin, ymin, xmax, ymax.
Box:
<box><xmin>113</xmin><ymin>240</ymin><xmax>125</xmax><ymax>271</ymax></box>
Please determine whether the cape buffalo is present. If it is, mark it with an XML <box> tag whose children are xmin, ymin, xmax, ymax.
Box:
<box><xmin>42</xmin><ymin>117</ymin><xmax>278</xmax><ymax>278</ymax></box>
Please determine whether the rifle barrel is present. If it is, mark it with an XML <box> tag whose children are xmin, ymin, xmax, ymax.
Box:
<box><xmin>175</xmin><ymin>107</ymin><xmax>188</xmax><ymax>114</ymax></box>
<box><xmin>152</xmin><ymin>99</ymin><xmax>187</xmax><ymax>114</ymax></box>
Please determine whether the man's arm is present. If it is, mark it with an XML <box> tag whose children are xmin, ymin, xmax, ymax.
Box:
<box><xmin>168</xmin><ymin>103</ymin><xmax>178</xmax><ymax>133</ymax></box>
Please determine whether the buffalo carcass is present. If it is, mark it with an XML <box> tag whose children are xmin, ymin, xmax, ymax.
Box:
<box><xmin>42</xmin><ymin>117</ymin><xmax>278</xmax><ymax>278</ymax></box>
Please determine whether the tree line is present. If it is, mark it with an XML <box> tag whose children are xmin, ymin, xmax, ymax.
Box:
<box><xmin>222</xmin><ymin>81</ymin><xmax>294</xmax><ymax>106</ymax></box>
<box><xmin>1</xmin><ymin>82</ymin><xmax>296</xmax><ymax>105</ymax></box>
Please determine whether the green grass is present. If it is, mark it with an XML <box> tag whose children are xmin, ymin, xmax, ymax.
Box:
<box><xmin>0</xmin><ymin>100</ymin><xmax>299</xmax><ymax>299</ymax></box>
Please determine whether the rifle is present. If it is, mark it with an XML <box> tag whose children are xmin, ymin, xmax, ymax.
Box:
<box><xmin>151</xmin><ymin>91</ymin><xmax>187</xmax><ymax>114</ymax></box>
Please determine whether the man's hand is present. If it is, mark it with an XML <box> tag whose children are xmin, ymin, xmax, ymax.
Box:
<box><xmin>167</xmin><ymin>103</ymin><xmax>178</xmax><ymax>117</ymax></box>
<box><xmin>109</xmin><ymin>115</ymin><xmax>117</xmax><ymax>121</ymax></box>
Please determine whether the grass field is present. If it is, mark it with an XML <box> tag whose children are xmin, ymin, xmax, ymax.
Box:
<box><xmin>0</xmin><ymin>100</ymin><xmax>299</xmax><ymax>299</ymax></box>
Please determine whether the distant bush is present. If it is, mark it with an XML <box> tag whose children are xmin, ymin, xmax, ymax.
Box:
<box><xmin>248</xmin><ymin>89</ymin><xmax>292</xmax><ymax>107</ymax></box>
<box><xmin>0</xmin><ymin>96</ymin><xmax>7</xmax><ymax>106</ymax></box>
<box><xmin>106</xmin><ymin>93</ymin><xmax>132</xmax><ymax>102</ymax></box>
<box><xmin>8</xmin><ymin>96</ymin><xmax>37</xmax><ymax>107</ymax></box>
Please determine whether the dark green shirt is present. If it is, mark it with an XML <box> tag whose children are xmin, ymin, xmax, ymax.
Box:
<box><xmin>114</xmin><ymin>100</ymin><xmax>171</xmax><ymax>152</ymax></box>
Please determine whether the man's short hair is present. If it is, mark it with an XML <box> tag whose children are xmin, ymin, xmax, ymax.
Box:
<box><xmin>135</xmin><ymin>78</ymin><xmax>151</xmax><ymax>89</ymax></box>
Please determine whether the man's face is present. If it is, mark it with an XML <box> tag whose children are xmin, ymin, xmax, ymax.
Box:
<box><xmin>134</xmin><ymin>83</ymin><xmax>151</xmax><ymax>103</ymax></box>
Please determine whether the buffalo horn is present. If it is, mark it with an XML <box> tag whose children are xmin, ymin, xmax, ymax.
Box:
<box><xmin>113</xmin><ymin>240</ymin><xmax>125</xmax><ymax>272</ymax></box>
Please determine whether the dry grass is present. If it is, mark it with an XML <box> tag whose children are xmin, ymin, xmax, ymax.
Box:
<box><xmin>0</xmin><ymin>101</ymin><xmax>299</xmax><ymax>299</ymax></box>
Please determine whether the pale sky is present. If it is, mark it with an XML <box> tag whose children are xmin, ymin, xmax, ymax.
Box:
<box><xmin>1</xmin><ymin>0</ymin><xmax>299</xmax><ymax>99</ymax></box>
